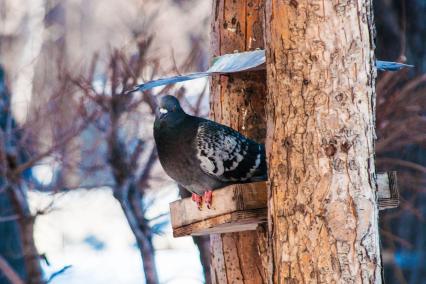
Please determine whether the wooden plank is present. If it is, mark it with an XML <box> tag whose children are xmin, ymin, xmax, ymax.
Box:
<box><xmin>377</xmin><ymin>171</ymin><xmax>399</xmax><ymax>210</ymax></box>
<box><xmin>170</xmin><ymin>172</ymin><xmax>399</xmax><ymax>237</ymax></box>
<box><xmin>169</xmin><ymin>181</ymin><xmax>266</xmax><ymax>229</ymax></box>
<box><xmin>173</xmin><ymin>208</ymin><xmax>267</xmax><ymax>237</ymax></box>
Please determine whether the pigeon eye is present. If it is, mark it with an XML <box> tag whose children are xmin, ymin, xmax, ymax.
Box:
<box><xmin>159</xmin><ymin>108</ymin><xmax>168</xmax><ymax>114</ymax></box>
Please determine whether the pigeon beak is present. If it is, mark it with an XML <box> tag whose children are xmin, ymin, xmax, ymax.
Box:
<box><xmin>156</xmin><ymin>107</ymin><xmax>169</xmax><ymax>119</ymax></box>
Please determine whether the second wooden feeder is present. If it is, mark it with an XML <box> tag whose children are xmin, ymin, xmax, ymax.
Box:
<box><xmin>170</xmin><ymin>172</ymin><xmax>399</xmax><ymax>237</ymax></box>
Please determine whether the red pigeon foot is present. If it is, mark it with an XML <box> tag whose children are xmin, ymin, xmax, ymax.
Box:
<box><xmin>191</xmin><ymin>193</ymin><xmax>202</xmax><ymax>209</ymax></box>
<box><xmin>203</xmin><ymin>190</ymin><xmax>213</xmax><ymax>209</ymax></box>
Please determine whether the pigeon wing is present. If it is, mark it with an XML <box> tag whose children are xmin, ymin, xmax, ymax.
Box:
<box><xmin>195</xmin><ymin>120</ymin><xmax>266</xmax><ymax>183</ymax></box>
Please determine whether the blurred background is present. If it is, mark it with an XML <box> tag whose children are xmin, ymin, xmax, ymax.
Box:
<box><xmin>0</xmin><ymin>0</ymin><xmax>424</xmax><ymax>283</ymax></box>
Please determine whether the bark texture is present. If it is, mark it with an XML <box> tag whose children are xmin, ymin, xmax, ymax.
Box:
<box><xmin>264</xmin><ymin>1</ymin><xmax>382</xmax><ymax>283</ymax></box>
<box><xmin>210</xmin><ymin>1</ymin><xmax>267</xmax><ymax>283</ymax></box>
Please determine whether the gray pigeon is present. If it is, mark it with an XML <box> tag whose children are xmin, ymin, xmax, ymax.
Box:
<box><xmin>153</xmin><ymin>95</ymin><xmax>267</xmax><ymax>209</ymax></box>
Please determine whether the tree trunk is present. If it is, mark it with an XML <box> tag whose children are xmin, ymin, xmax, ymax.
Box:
<box><xmin>0</xmin><ymin>68</ymin><xmax>43</xmax><ymax>284</ymax></box>
<box><xmin>0</xmin><ymin>188</ymin><xmax>27</xmax><ymax>284</ymax></box>
<box><xmin>114</xmin><ymin>183</ymin><xmax>159</xmax><ymax>284</ymax></box>
<box><xmin>178</xmin><ymin>186</ymin><xmax>211</xmax><ymax>284</ymax></box>
<box><xmin>108</xmin><ymin>106</ymin><xmax>159</xmax><ymax>284</ymax></box>
<box><xmin>210</xmin><ymin>1</ymin><xmax>267</xmax><ymax>283</ymax></box>
<box><xmin>192</xmin><ymin>234</ymin><xmax>211</xmax><ymax>284</ymax></box>
<box><xmin>264</xmin><ymin>1</ymin><xmax>382</xmax><ymax>283</ymax></box>
<box><xmin>7</xmin><ymin>185</ymin><xmax>44</xmax><ymax>284</ymax></box>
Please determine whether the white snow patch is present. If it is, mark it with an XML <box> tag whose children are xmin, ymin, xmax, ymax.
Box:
<box><xmin>29</xmin><ymin>186</ymin><xmax>205</xmax><ymax>284</ymax></box>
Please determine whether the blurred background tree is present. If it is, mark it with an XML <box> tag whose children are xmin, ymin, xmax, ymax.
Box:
<box><xmin>0</xmin><ymin>0</ymin><xmax>424</xmax><ymax>283</ymax></box>
<box><xmin>0</xmin><ymin>0</ymin><xmax>210</xmax><ymax>283</ymax></box>
<box><xmin>375</xmin><ymin>1</ymin><xmax>426</xmax><ymax>283</ymax></box>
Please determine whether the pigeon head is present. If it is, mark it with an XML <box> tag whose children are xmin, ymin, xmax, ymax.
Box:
<box><xmin>155</xmin><ymin>95</ymin><xmax>186</xmax><ymax>126</ymax></box>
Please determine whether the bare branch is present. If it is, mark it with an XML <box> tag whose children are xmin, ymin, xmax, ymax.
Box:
<box><xmin>377</xmin><ymin>157</ymin><xmax>426</xmax><ymax>174</ymax></box>
<box><xmin>137</xmin><ymin>147</ymin><xmax>158</xmax><ymax>189</ymax></box>
<box><xmin>0</xmin><ymin>255</ymin><xmax>25</xmax><ymax>284</ymax></box>
<box><xmin>12</xmin><ymin>110</ymin><xmax>99</xmax><ymax>175</ymax></box>
<box><xmin>0</xmin><ymin>215</ymin><xmax>19</xmax><ymax>223</ymax></box>
<box><xmin>46</xmin><ymin>265</ymin><xmax>72</xmax><ymax>283</ymax></box>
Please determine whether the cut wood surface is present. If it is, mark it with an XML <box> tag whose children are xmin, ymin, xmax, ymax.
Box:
<box><xmin>170</xmin><ymin>172</ymin><xmax>399</xmax><ymax>237</ymax></box>
<box><xmin>377</xmin><ymin>171</ymin><xmax>400</xmax><ymax>210</ymax></box>
<box><xmin>173</xmin><ymin>208</ymin><xmax>267</xmax><ymax>237</ymax></box>
<box><xmin>170</xmin><ymin>182</ymin><xmax>267</xmax><ymax>228</ymax></box>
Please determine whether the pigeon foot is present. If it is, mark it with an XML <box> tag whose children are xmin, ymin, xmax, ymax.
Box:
<box><xmin>191</xmin><ymin>193</ymin><xmax>203</xmax><ymax>210</ymax></box>
<box><xmin>204</xmin><ymin>190</ymin><xmax>213</xmax><ymax>209</ymax></box>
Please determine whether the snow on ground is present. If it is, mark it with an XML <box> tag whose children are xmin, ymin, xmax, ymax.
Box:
<box><xmin>29</xmin><ymin>186</ymin><xmax>204</xmax><ymax>284</ymax></box>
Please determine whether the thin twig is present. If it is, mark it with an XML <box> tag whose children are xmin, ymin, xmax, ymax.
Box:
<box><xmin>377</xmin><ymin>158</ymin><xmax>426</xmax><ymax>174</ymax></box>
<box><xmin>0</xmin><ymin>215</ymin><xmax>19</xmax><ymax>222</ymax></box>
<box><xmin>380</xmin><ymin>229</ymin><xmax>413</xmax><ymax>249</ymax></box>
<box><xmin>46</xmin><ymin>265</ymin><xmax>72</xmax><ymax>283</ymax></box>
<box><xmin>12</xmin><ymin>111</ymin><xmax>99</xmax><ymax>175</ymax></box>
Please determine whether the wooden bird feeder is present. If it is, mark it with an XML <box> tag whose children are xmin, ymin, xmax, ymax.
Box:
<box><xmin>139</xmin><ymin>50</ymin><xmax>406</xmax><ymax>238</ymax></box>
<box><xmin>170</xmin><ymin>182</ymin><xmax>267</xmax><ymax>237</ymax></box>
<box><xmin>170</xmin><ymin>172</ymin><xmax>399</xmax><ymax>237</ymax></box>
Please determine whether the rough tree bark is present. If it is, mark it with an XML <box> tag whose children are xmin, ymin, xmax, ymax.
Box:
<box><xmin>264</xmin><ymin>1</ymin><xmax>382</xmax><ymax>283</ymax></box>
<box><xmin>209</xmin><ymin>1</ymin><xmax>267</xmax><ymax>283</ymax></box>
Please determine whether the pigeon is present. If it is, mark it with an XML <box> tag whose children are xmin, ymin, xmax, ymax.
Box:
<box><xmin>153</xmin><ymin>95</ymin><xmax>267</xmax><ymax>209</ymax></box>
